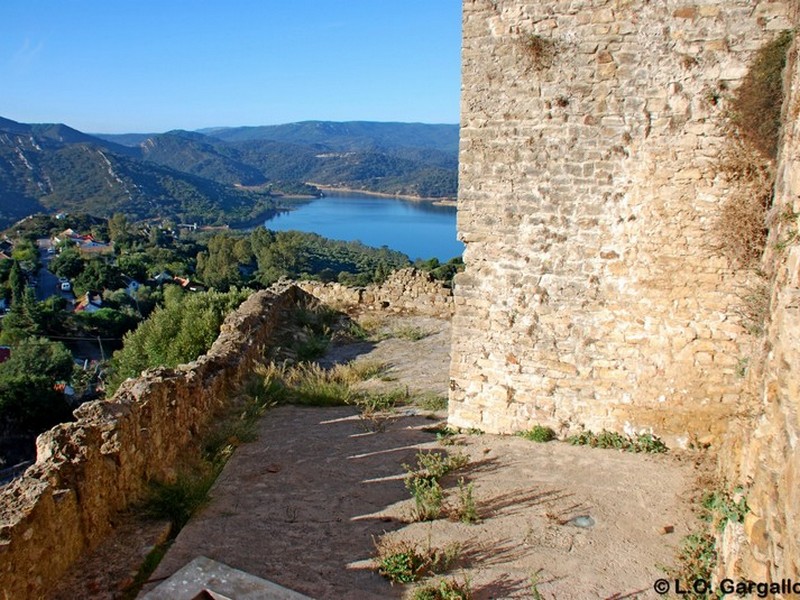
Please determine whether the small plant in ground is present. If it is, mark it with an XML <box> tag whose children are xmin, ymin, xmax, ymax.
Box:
<box><xmin>701</xmin><ymin>488</ymin><xmax>749</xmax><ymax>532</ymax></box>
<box><xmin>412</xmin><ymin>577</ymin><xmax>472</xmax><ymax>600</ymax></box>
<box><xmin>336</xmin><ymin>360</ymin><xmax>389</xmax><ymax>383</ymax></box>
<box><xmin>530</xmin><ymin>570</ymin><xmax>547</xmax><ymax>600</ymax></box>
<box><xmin>404</xmin><ymin>451</ymin><xmax>469</xmax><ymax>522</ymax></box>
<box><xmin>294</xmin><ymin>331</ymin><xmax>330</xmax><ymax>361</ymax></box>
<box><xmin>407</xmin><ymin>476</ymin><xmax>445</xmax><ymax>521</ymax></box>
<box><xmin>259</xmin><ymin>362</ymin><xmax>355</xmax><ymax>406</ymax></box>
<box><xmin>415</xmin><ymin>393</ymin><xmax>448</xmax><ymax>412</ymax></box>
<box><xmin>144</xmin><ymin>470</ymin><xmax>217</xmax><ymax>531</ymax></box>
<box><xmin>375</xmin><ymin>538</ymin><xmax>460</xmax><ymax>584</ymax></box>
<box><xmin>393</xmin><ymin>325</ymin><xmax>433</xmax><ymax>341</ymax></box>
<box><xmin>665</xmin><ymin>532</ymin><xmax>717</xmax><ymax>600</ymax></box>
<box><xmin>566</xmin><ymin>429</ymin><xmax>667</xmax><ymax>453</ymax></box>
<box><xmin>517</xmin><ymin>425</ymin><xmax>556</xmax><ymax>443</ymax></box>
<box><xmin>407</xmin><ymin>450</ymin><xmax>469</xmax><ymax>480</ymax></box>
<box><xmin>453</xmin><ymin>477</ymin><xmax>479</xmax><ymax>524</ymax></box>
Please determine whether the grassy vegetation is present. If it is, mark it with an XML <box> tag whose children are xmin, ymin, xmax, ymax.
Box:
<box><xmin>454</xmin><ymin>477</ymin><xmax>479</xmax><ymax>524</ymax></box>
<box><xmin>411</xmin><ymin>578</ymin><xmax>472</xmax><ymax>600</ymax></box>
<box><xmin>403</xmin><ymin>450</ymin><xmax>469</xmax><ymax>522</ymax></box>
<box><xmin>566</xmin><ymin>430</ymin><xmax>667</xmax><ymax>453</ymax></box>
<box><xmin>392</xmin><ymin>325</ymin><xmax>434</xmax><ymax>341</ymax></box>
<box><xmin>517</xmin><ymin>425</ymin><xmax>557</xmax><ymax>443</ymax></box>
<box><xmin>375</xmin><ymin>537</ymin><xmax>460</xmax><ymax>585</ymax></box>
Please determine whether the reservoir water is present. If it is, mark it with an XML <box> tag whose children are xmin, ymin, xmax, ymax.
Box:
<box><xmin>264</xmin><ymin>192</ymin><xmax>463</xmax><ymax>261</ymax></box>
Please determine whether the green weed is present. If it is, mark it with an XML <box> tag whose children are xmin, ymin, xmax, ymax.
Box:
<box><xmin>144</xmin><ymin>470</ymin><xmax>217</xmax><ymax>531</ymax></box>
<box><xmin>517</xmin><ymin>425</ymin><xmax>556</xmax><ymax>443</ymax></box>
<box><xmin>701</xmin><ymin>489</ymin><xmax>749</xmax><ymax>532</ymax></box>
<box><xmin>412</xmin><ymin>577</ymin><xmax>472</xmax><ymax>600</ymax></box>
<box><xmin>666</xmin><ymin>533</ymin><xmax>718</xmax><ymax>600</ymax></box>
<box><xmin>566</xmin><ymin>430</ymin><xmax>667</xmax><ymax>453</ymax></box>
<box><xmin>393</xmin><ymin>325</ymin><xmax>433</xmax><ymax>341</ymax></box>
<box><xmin>454</xmin><ymin>477</ymin><xmax>479</xmax><ymax>524</ymax></box>
<box><xmin>415</xmin><ymin>393</ymin><xmax>448</xmax><ymax>412</ymax></box>
<box><xmin>375</xmin><ymin>538</ymin><xmax>460</xmax><ymax>584</ymax></box>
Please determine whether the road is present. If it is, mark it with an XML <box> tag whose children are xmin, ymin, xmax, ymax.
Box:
<box><xmin>35</xmin><ymin>245</ymin><xmax>73</xmax><ymax>304</ymax></box>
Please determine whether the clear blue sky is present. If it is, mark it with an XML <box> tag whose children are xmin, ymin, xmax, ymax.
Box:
<box><xmin>0</xmin><ymin>1</ymin><xmax>462</xmax><ymax>133</ymax></box>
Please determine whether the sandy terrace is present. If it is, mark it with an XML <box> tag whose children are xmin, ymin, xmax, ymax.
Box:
<box><xmin>136</xmin><ymin>315</ymin><xmax>701</xmax><ymax>599</ymax></box>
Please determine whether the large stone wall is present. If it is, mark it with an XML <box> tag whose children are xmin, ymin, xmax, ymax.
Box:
<box><xmin>717</xmin><ymin>18</ymin><xmax>800</xmax><ymax>583</ymax></box>
<box><xmin>450</xmin><ymin>0</ymin><xmax>792</xmax><ymax>444</ymax></box>
<box><xmin>0</xmin><ymin>286</ymin><xmax>305</xmax><ymax>599</ymax></box>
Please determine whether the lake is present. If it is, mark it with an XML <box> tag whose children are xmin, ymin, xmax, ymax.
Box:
<box><xmin>263</xmin><ymin>192</ymin><xmax>464</xmax><ymax>261</ymax></box>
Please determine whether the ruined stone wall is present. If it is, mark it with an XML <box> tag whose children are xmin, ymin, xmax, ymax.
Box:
<box><xmin>450</xmin><ymin>0</ymin><xmax>792</xmax><ymax>444</ymax></box>
<box><xmin>717</xmin><ymin>18</ymin><xmax>800</xmax><ymax>583</ymax></box>
<box><xmin>297</xmin><ymin>268</ymin><xmax>454</xmax><ymax>317</ymax></box>
<box><xmin>0</xmin><ymin>286</ymin><xmax>305</xmax><ymax>599</ymax></box>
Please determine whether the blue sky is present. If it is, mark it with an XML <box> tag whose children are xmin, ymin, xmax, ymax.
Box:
<box><xmin>0</xmin><ymin>1</ymin><xmax>462</xmax><ymax>133</ymax></box>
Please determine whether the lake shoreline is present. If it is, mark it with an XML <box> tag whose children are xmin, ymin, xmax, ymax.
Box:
<box><xmin>308</xmin><ymin>183</ymin><xmax>458</xmax><ymax>207</ymax></box>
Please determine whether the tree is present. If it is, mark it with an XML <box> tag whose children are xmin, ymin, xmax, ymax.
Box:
<box><xmin>108</xmin><ymin>213</ymin><xmax>137</xmax><ymax>250</ymax></box>
<box><xmin>0</xmin><ymin>338</ymin><xmax>74</xmax><ymax>442</ymax></box>
<box><xmin>196</xmin><ymin>234</ymin><xmax>243</xmax><ymax>291</ymax></box>
<box><xmin>1</xmin><ymin>288</ymin><xmax>43</xmax><ymax>344</ymax></box>
<box><xmin>50</xmin><ymin>247</ymin><xmax>85</xmax><ymax>279</ymax></box>
<box><xmin>74</xmin><ymin>258</ymin><xmax>122</xmax><ymax>296</ymax></box>
<box><xmin>0</xmin><ymin>337</ymin><xmax>74</xmax><ymax>381</ymax></box>
<box><xmin>8</xmin><ymin>261</ymin><xmax>24</xmax><ymax>305</ymax></box>
<box><xmin>11</xmin><ymin>239</ymin><xmax>38</xmax><ymax>272</ymax></box>
<box><xmin>108</xmin><ymin>288</ymin><xmax>249</xmax><ymax>393</ymax></box>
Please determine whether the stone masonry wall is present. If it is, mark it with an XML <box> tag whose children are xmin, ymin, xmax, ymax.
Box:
<box><xmin>717</xmin><ymin>16</ymin><xmax>800</xmax><ymax>583</ymax></box>
<box><xmin>297</xmin><ymin>268</ymin><xmax>454</xmax><ymax>317</ymax></box>
<box><xmin>450</xmin><ymin>0</ymin><xmax>793</xmax><ymax>445</ymax></box>
<box><xmin>0</xmin><ymin>286</ymin><xmax>305</xmax><ymax>599</ymax></box>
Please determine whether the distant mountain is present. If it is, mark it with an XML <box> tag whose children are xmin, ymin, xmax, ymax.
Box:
<box><xmin>0</xmin><ymin>117</ymin><xmax>273</xmax><ymax>229</ymax></box>
<box><xmin>0</xmin><ymin>117</ymin><xmax>458</xmax><ymax>229</ymax></box>
<box><xmin>199</xmin><ymin>121</ymin><xmax>459</xmax><ymax>154</ymax></box>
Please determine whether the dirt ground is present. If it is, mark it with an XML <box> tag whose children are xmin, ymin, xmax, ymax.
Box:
<box><xmin>139</xmin><ymin>314</ymin><xmax>701</xmax><ymax>599</ymax></box>
<box><xmin>52</xmin><ymin>314</ymin><xmax>704</xmax><ymax>599</ymax></box>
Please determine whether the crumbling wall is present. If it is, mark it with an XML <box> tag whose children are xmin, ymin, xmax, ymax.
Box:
<box><xmin>717</xmin><ymin>19</ymin><xmax>800</xmax><ymax>583</ymax></box>
<box><xmin>450</xmin><ymin>0</ymin><xmax>792</xmax><ymax>444</ymax></box>
<box><xmin>297</xmin><ymin>268</ymin><xmax>454</xmax><ymax>317</ymax></box>
<box><xmin>0</xmin><ymin>286</ymin><xmax>305</xmax><ymax>599</ymax></box>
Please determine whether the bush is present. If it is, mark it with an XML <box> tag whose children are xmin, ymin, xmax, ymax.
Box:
<box><xmin>517</xmin><ymin>425</ymin><xmax>556</xmax><ymax>443</ymax></box>
<box><xmin>108</xmin><ymin>288</ymin><xmax>249</xmax><ymax>393</ymax></box>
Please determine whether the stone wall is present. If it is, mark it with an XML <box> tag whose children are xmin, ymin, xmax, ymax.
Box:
<box><xmin>716</xmin><ymin>17</ymin><xmax>800</xmax><ymax>583</ymax></box>
<box><xmin>450</xmin><ymin>0</ymin><xmax>792</xmax><ymax>444</ymax></box>
<box><xmin>0</xmin><ymin>286</ymin><xmax>305</xmax><ymax>599</ymax></box>
<box><xmin>297</xmin><ymin>268</ymin><xmax>454</xmax><ymax>317</ymax></box>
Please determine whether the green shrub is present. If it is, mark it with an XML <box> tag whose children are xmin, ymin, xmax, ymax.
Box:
<box><xmin>454</xmin><ymin>478</ymin><xmax>479</xmax><ymax>524</ymax></box>
<box><xmin>375</xmin><ymin>538</ymin><xmax>460</xmax><ymax>584</ymax></box>
<box><xmin>517</xmin><ymin>425</ymin><xmax>556</xmax><ymax>443</ymax></box>
<box><xmin>412</xmin><ymin>578</ymin><xmax>471</xmax><ymax>600</ymax></box>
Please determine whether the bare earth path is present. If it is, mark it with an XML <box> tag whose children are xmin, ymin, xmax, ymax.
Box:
<box><xmin>140</xmin><ymin>315</ymin><xmax>701</xmax><ymax>599</ymax></box>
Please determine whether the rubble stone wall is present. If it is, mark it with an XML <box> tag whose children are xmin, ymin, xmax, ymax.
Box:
<box><xmin>717</xmin><ymin>14</ymin><xmax>800</xmax><ymax>583</ymax></box>
<box><xmin>297</xmin><ymin>268</ymin><xmax>454</xmax><ymax>317</ymax></box>
<box><xmin>0</xmin><ymin>286</ymin><xmax>304</xmax><ymax>599</ymax></box>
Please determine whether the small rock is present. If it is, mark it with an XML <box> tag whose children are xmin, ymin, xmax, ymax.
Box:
<box><xmin>662</xmin><ymin>525</ymin><xmax>675</xmax><ymax>534</ymax></box>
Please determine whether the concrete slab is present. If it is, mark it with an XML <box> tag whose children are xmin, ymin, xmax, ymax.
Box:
<box><xmin>140</xmin><ymin>556</ymin><xmax>314</xmax><ymax>600</ymax></box>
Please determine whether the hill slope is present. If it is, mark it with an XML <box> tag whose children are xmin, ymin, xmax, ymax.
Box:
<box><xmin>0</xmin><ymin>117</ymin><xmax>273</xmax><ymax>228</ymax></box>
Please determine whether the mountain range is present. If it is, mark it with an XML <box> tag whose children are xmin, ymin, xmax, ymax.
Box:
<box><xmin>0</xmin><ymin>117</ymin><xmax>458</xmax><ymax>230</ymax></box>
